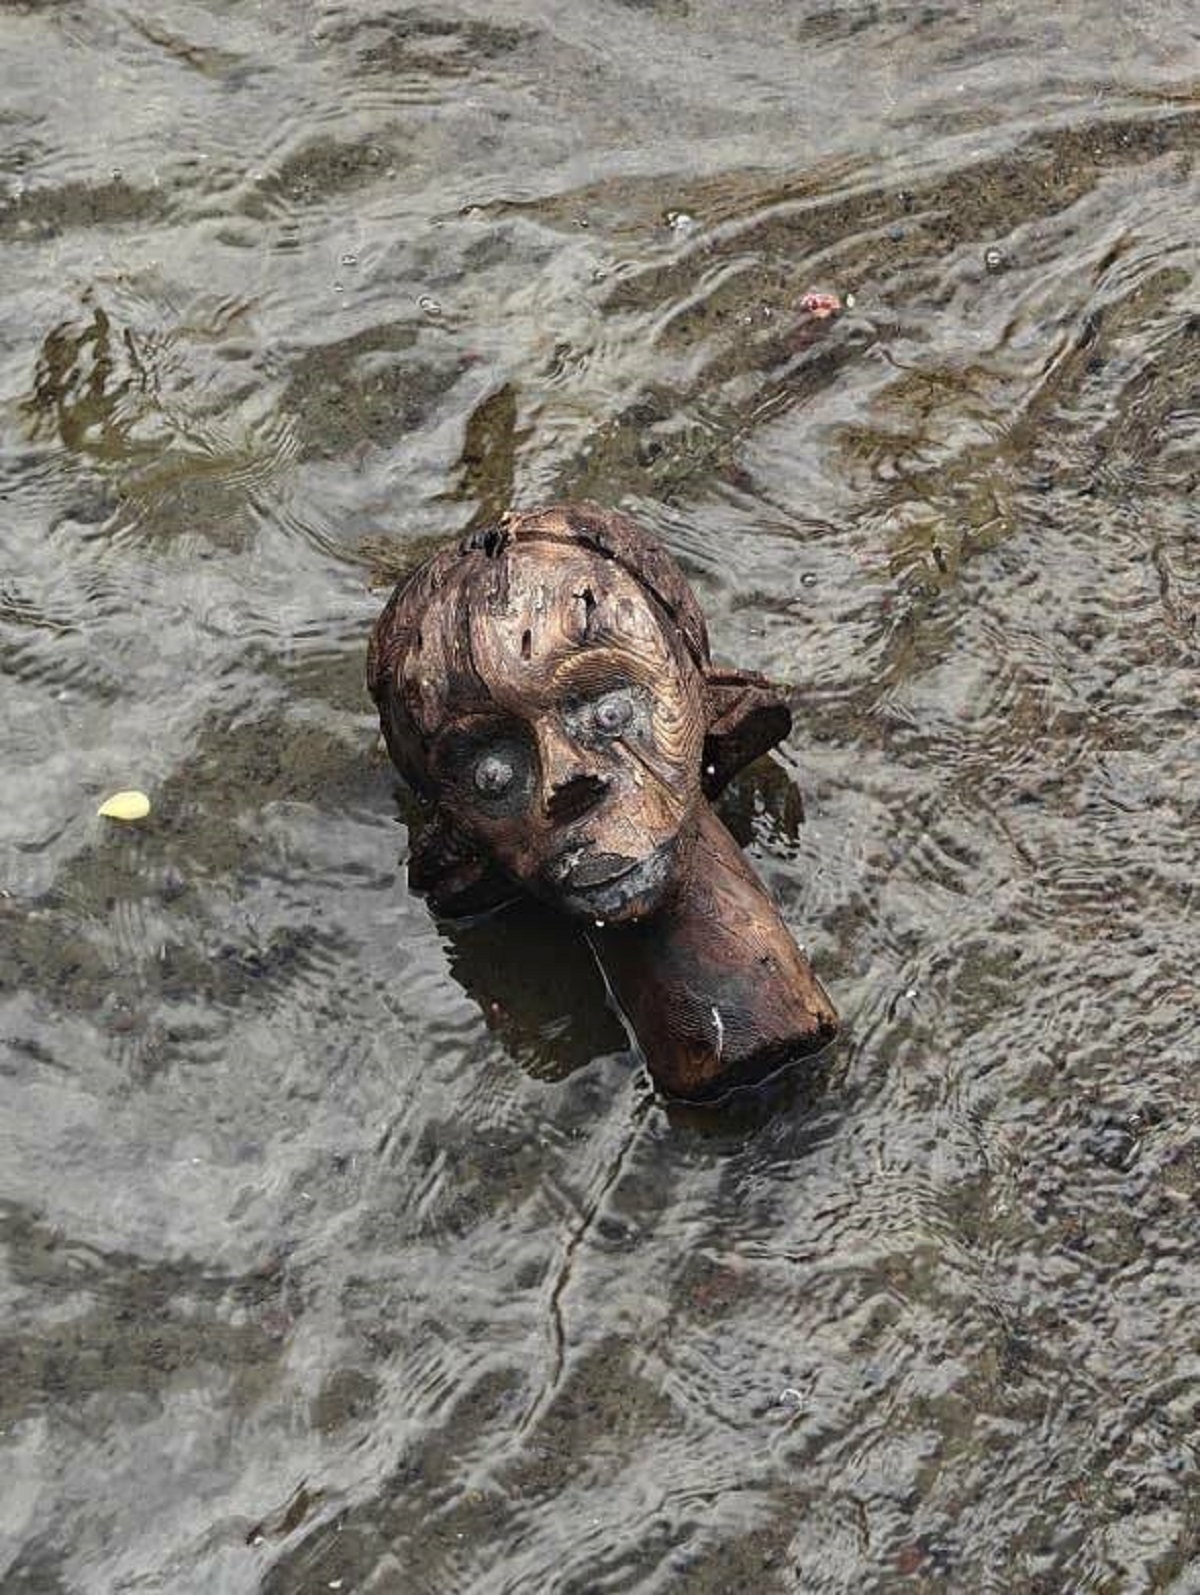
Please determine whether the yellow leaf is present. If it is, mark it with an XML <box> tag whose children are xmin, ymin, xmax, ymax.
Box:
<box><xmin>97</xmin><ymin>790</ymin><xmax>151</xmax><ymax>822</ymax></box>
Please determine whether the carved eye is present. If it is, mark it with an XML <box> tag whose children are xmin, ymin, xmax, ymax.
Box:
<box><xmin>473</xmin><ymin>752</ymin><xmax>515</xmax><ymax>798</ymax></box>
<box><xmin>591</xmin><ymin>689</ymin><xmax>635</xmax><ymax>737</ymax></box>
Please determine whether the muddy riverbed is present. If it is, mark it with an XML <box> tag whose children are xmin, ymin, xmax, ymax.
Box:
<box><xmin>1</xmin><ymin>2</ymin><xmax>1198</xmax><ymax>1590</ymax></box>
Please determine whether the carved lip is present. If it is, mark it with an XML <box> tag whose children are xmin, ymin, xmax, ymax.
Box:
<box><xmin>554</xmin><ymin>842</ymin><xmax>674</xmax><ymax>921</ymax></box>
<box><xmin>560</xmin><ymin>850</ymin><xmax>639</xmax><ymax>890</ymax></box>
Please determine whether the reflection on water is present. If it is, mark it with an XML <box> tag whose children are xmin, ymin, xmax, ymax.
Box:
<box><xmin>1</xmin><ymin>0</ymin><xmax>1198</xmax><ymax>1590</ymax></box>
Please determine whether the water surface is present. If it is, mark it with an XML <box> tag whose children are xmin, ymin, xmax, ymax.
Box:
<box><xmin>1</xmin><ymin>2</ymin><xmax>1198</xmax><ymax>1590</ymax></box>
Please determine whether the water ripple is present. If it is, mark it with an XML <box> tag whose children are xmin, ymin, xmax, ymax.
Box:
<box><xmin>2</xmin><ymin>1</ymin><xmax>1199</xmax><ymax>1591</ymax></box>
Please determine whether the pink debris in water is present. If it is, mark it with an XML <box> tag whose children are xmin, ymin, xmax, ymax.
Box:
<box><xmin>799</xmin><ymin>290</ymin><xmax>842</xmax><ymax>318</ymax></box>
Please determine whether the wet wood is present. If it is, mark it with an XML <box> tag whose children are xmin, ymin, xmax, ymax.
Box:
<box><xmin>591</xmin><ymin>803</ymin><xmax>838</xmax><ymax>1099</ymax></box>
<box><xmin>368</xmin><ymin>502</ymin><xmax>839</xmax><ymax>1099</ymax></box>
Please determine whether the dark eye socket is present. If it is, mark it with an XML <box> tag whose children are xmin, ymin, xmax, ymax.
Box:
<box><xmin>434</xmin><ymin>726</ymin><xmax>532</xmax><ymax>814</ymax></box>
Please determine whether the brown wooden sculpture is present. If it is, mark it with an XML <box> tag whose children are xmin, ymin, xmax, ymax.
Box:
<box><xmin>367</xmin><ymin>504</ymin><xmax>838</xmax><ymax>1098</ymax></box>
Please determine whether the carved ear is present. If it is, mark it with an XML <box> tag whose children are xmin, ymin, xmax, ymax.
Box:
<box><xmin>408</xmin><ymin>812</ymin><xmax>516</xmax><ymax>919</ymax></box>
<box><xmin>702</xmin><ymin>669</ymin><xmax>793</xmax><ymax>798</ymax></box>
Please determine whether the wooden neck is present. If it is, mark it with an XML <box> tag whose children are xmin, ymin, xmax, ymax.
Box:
<box><xmin>589</xmin><ymin>803</ymin><xmax>838</xmax><ymax>1099</ymax></box>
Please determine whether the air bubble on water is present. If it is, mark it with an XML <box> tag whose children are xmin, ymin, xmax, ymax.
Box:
<box><xmin>666</xmin><ymin>210</ymin><xmax>696</xmax><ymax>236</ymax></box>
<box><xmin>332</xmin><ymin>281</ymin><xmax>344</xmax><ymax>293</ymax></box>
<box><xmin>594</xmin><ymin>919</ymin><xmax>605</xmax><ymax>928</ymax></box>
<box><xmin>984</xmin><ymin>247</ymin><xmax>1006</xmax><ymax>273</ymax></box>
<box><xmin>418</xmin><ymin>294</ymin><xmax>442</xmax><ymax>317</ymax></box>
<box><xmin>340</xmin><ymin>253</ymin><xmax>359</xmax><ymax>267</ymax></box>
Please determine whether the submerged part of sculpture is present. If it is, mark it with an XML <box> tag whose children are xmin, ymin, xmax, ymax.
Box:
<box><xmin>367</xmin><ymin>503</ymin><xmax>837</xmax><ymax>1098</ymax></box>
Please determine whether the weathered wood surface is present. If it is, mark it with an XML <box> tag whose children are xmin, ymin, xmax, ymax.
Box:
<box><xmin>592</xmin><ymin>803</ymin><xmax>838</xmax><ymax>1099</ymax></box>
<box><xmin>368</xmin><ymin>503</ymin><xmax>838</xmax><ymax>1098</ymax></box>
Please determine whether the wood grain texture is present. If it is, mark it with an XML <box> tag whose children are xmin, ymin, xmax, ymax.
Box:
<box><xmin>367</xmin><ymin>503</ymin><xmax>838</xmax><ymax>1097</ymax></box>
<box><xmin>592</xmin><ymin>803</ymin><xmax>838</xmax><ymax>1099</ymax></box>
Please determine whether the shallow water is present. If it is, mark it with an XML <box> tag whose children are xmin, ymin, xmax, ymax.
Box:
<box><xmin>1</xmin><ymin>2</ymin><xmax>1198</xmax><ymax>1590</ymax></box>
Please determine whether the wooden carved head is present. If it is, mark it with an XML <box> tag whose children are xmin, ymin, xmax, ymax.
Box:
<box><xmin>367</xmin><ymin>505</ymin><xmax>792</xmax><ymax>921</ymax></box>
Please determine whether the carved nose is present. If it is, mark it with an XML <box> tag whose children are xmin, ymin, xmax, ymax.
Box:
<box><xmin>546</xmin><ymin>772</ymin><xmax>609</xmax><ymax>826</ymax></box>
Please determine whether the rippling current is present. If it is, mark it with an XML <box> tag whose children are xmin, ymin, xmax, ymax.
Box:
<box><xmin>1</xmin><ymin>2</ymin><xmax>1198</xmax><ymax>1591</ymax></box>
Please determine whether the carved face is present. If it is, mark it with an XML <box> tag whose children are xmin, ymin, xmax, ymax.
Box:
<box><xmin>400</xmin><ymin>542</ymin><xmax>706</xmax><ymax>920</ymax></box>
<box><xmin>369</xmin><ymin>504</ymin><xmax>793</xmax><ymax>924</ymax></box>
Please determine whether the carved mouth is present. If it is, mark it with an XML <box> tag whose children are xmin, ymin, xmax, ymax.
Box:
<box><xmin>553</xmin><ymin>843</ymin><xmax>675</xmax><ymax>921</ymax></box>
